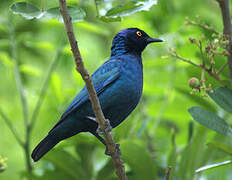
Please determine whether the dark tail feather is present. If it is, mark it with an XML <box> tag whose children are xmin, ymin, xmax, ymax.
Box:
<box><xmin>31</xmin><ymin>135</ymin><xmax>59</xmax><ymax>162</ymax></box>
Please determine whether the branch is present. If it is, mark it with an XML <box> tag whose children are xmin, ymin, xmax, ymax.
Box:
<box><xmin>217</xmin><ymin>0</ymin><xmax>232</xmax><ymax>78</ymax></box>
<box><xmin>7</xmin><ymin>13</ymin><xmax>32</xmax><ymax>173</ymax></box>
<box><xmin>58</xmin><ymin>1</ymin><xmax>127</xmax><ymax>179</ymax></box>
<box><xmin>94</xmin><ymin>0</ymin><xmax>100</xmax><ymax>17</ymax></box>
<box><xmin>165</xmin><ymin>166</ymin><xmax>172</xmax><ymax>180</ymax></box>
<box><xmin>170</xmin><ymin>52</ymin><xmax>222</xmax><ymax>81</ymax></box>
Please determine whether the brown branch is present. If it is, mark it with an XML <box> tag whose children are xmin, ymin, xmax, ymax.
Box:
<box><xmin>170</xmin><ymin>52</ymin><xmax>222</xmax><ymax>81</ymax></box>
<box><xmin>217</xmin><ymin>0</ymin><xmax>232</xmax><ymax>78</ymax></box>
<box><xmin>186</xmin><ymin>20</ymin><xmax>219</xmax><ymax>34</ymax></box>
<box><xmin>58</xmin><ymin>0</ymin><xmax>127</xmax><ymax>179</ymax></box>
<box><xmin>165</xmin><ymin>166</ymin><xmax>172</xmax><ymax>180</ymax></box>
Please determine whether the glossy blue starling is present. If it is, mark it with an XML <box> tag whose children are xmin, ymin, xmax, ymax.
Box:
<box><xmin>31</xmin><ymin>28</ymin><xmax>163</xmax><ymax>162</ymax></box>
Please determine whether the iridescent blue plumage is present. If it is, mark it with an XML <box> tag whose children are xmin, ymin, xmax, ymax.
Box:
<box><xmin>31</xmin><ymin>28</ymin><xmax>163</xmax><ymax>161</ymax></box>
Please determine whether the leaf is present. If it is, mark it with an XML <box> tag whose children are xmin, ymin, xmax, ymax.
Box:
<box><xmin>0</xmin><ymin>52</ymin><xmax>14</xmax><ymax>68</ymax></box>
<box><xmin>96</xmin><ymin>159</ymin><xmax>115</xmax><ymax>180</ymax></box>
<box><xmin>75</xmin><ymin>143</ymin><xmax>95</xmax><ymax>179</ymax></box>
<box><xmin>10</xmin><ymin>2</ymin><xmax>43</xmax><ymax>19</ymax></box>
<box><xmin>178</xmin><ymin>126</ymin><xmax>208</xmax><ymax>179</ymax></box>
<box><xmin>120</xmin><ymin>139</ymin><xmax>157</xmax><ymax>180</ymax></box>
<box><xmin>20</xmin><ymin>64</ymin><xmax>41</xmax><ymax>76</ymax></box>
<box><xmin>44</xmin><ymin>149</ymin><xmax>84</xmax><ymax>179</ymax></box>
<box><xmin>195</xmin><ymin>160</ymin><xmax>232</xmax><ymax>173</ymax></box>
<box><xmin>99</xmin><ymin>16</ymin><xmax>121</xmax><ymax>22</ymax></box>
<box><xmin>188</xmin><ymin>106</ymin><xmax>232</xmax><ymax>136</ymax></box>
<box><xmin>105</xmin><ymin>0</ymin><xmax>157</xmax><ymax>18</ymax></box>
<box><xmin>208</xmin><ymin>87</ymin><xmax>232</xmax><ymax>113</ymax></box>
<box><xmin>45</xmin><ymin>7</ymin><xmax>86</xmax><ymax>23</ymax></box>
<box><xmin>207</xmin><ymin>141</ymin><xmax>232</xmax><ymax>155</ymax></box>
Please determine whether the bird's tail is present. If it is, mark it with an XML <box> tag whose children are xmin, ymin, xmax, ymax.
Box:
<box><xmin>31</xmin><ymin>134</ymin><xmax>59</xmax><ymax>162</ymax></box>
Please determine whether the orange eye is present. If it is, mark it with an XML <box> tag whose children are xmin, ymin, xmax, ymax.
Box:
<box><xmin>136</xmin><ymin>31</ymin><xmax>142</xmax><ymax>37</ymax></box>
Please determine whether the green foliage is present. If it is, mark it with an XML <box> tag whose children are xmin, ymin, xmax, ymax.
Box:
<box><xmin>10</xmin><ymin>2</ymin><xmax>42</xmax><ymax>19</ymax></box>
<box><xmin>189</xmin><ymin>106</ymin><xmax>232</xmax><ymax>136</ymax></box>
<box><xmin>105</xmin><ymin>0</ymin><xmax>157</xmax><ymax>18</ymax></box>
<box><xmin>10</xmin><ymin>2</ymin><xmax>86</xmax><ymax>22</ymax></box>
<box><xmin>208</xmin><ymin>87</ymin><xmax>232</xmax><ymax>113</ymax></box>
<box><xmin>45</xmin><ymin>7</ymin><xmax>86</xmax><ymax>23</ymax></box>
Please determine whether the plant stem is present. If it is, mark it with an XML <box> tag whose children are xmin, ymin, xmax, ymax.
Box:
<box><xmin>0</xmin><ymin>108</ymin><xmax>24</xmax><ymax>147</ymax></box>
<box><xmin>217</xmin><ymin>0</ymin><xmax>232</xmax><ymax>78</ymax></box>
<box><xmin>165</xmin><ymin>166</ymin><xmax>172</xmax><ymax>180</ymax></box>
<box><xmin>8</xmin><ymin>13</ymin><xmax>32</xmax><ymax>174</ymax></box>
<box><xmin>29</xmin><ymin>42</ymin><xmax>64</xmax><ymax>132</ymax></box>
<box><xmin>170</xmin><ymin>53</ymin><xmax>222</xmax><ymax>82</ymax></box>
<box><xmin>59</xmin><ymin>0</ymin><xmax>127</xmax><ymax>179</ymax></box>
<box><xmin>94</xmin><ymin>0</ymin><xmax>100</xmax><ymax>17</ymax></box>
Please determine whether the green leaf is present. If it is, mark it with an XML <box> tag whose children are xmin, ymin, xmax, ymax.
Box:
<box><xmin>188</xmin><ymin>106</ymin><xmax>232</xmax><ymax>136</ymax></box>
<box><xmin>120</xmin><ymin>139</ymin><xmax>157</xmax><ymax>180</ymax></box>
<box><xmin>0</xmin><ymin>52</ymin><xmax>14</xmax><ymax>68</ymax></box>
<box><xmin>10</xmin><ymin>2</ymin><xmax>43</xmax><ymax>19</ymax></box>
<box><xmin>208</xmin><ymin>87</ymin><xmax>232</xmax><ymax>113</ymax></box>
<box><xmin>45</xmin><ymin>7</ymin><xmax>86</xmax><ymax>23</ymax></box>
<box><xmin>44</xmin><ymin>149</ymin><xmax>84</xmax><ymax>179</ymax></box>
<box><xmin>20</xmin><ymin>64</ymin><xmax>41</xmax><ymax>76</ymax></box>
<box><xmin>75</xmin><ymin>143</ymin><xmax>95</xmax><ymax>179</ymax></box>
<box><xmin>207</xmin><ymin>141</ymin><xmax>232</xmax><ymax>155</ymax></box>
<box><xmin>99</xmin><ymin>16</ymin><xmax>121</xmax><ymax>22</ymax></box>
<box><xmin>105</xmin><ymin>0</ymin><xmax>157</xmax><ymax>18</ymax></box>
<box><xmin>178</xmin><ymin>126</ymin><xmax>208</xmax><ymax>179</ymax></box>
<box><xmin>96</xmin><ymin>159</ymin><xmax>115</xmax><ymax>180</ymax></box>
<box><xmin>195</xmin><ymin>160</ymin><xmax>232</xmax><ymax>173</ymax></box>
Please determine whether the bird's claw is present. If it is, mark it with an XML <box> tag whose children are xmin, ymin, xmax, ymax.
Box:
<box><xmin>96</xmin><ymin>119</ymin><xmax>112</xmax><ymax>135</ymax></box>
<box><xmin>105</xmin><ymin>144</ymin><xmax>121</xmax><ymax>157</ymax></box>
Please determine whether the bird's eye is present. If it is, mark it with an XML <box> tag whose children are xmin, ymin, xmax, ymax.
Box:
<box><xmin>136</xmin><ymin>31</ymin><xmax>142</xmax><ymax>37</ymax></box>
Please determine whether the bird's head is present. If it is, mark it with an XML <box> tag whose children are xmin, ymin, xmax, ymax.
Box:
<box><xmin>111</xmin><ymin>28</ymin><xmax>163</xmax><ymax>57</ymax></box>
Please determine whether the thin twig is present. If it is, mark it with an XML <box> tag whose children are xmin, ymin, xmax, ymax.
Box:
<box><xmin>170</xmin><ymin>53</ymin><xmax>222</xmax><ymax>81</ymax></box>
<box><xmin>29</xmin><ymin>42</ymin><xmax>64</xmax><ymax>132</ymax></box>
<box><xmin>58</xmin><ymin>0</ymin><xmax>127</xmax><ymax>179</ymax></box>
<box><xmin>186</xmin><ymin>21</ymin><xmax>219</xmax><ymax>34</ymax></box>
<box><xmin>217</xmin><ymin>0</ymin><xmax>232</xmax><ymax>78</ymax></box>
<box><xmin>0</xmin><ymin>108</ymin><xmax>24</xmax><ymax>147</ymax></box>
<box><xmin>8</xmin><ymin>13</ymin><xmax>32</xmax><ymax>173</ymax></box>
<box><xmin>94</xmin><ymin>0</ymin><xmax>100</xmax><ymax>17</ymax></box>
<box><xmin>165</xmin><ymin>166</ymin><xmax>172</xmax><ymax>180</ymax></box>
<box><xmin>171</xmin><ymin>53</ymin><xmax>202</xmax><ymax>68</ymax></box>
<box><xmin>199</xmin><ymin>40</ymin><xmax>206</xmax><ymax>66</ymax></box>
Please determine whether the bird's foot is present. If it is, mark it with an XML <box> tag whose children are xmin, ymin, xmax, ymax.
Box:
<box><xmin>105</xmin><ymin>144</ymin><xmax>121</xmax><ymax>157</ymax></box>
<box><xmin>96</xmin><ymin>119</ymin><xmax>112</xmax><ymax>135</ymax></box>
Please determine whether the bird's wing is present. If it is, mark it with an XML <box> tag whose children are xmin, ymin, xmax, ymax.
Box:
<box><xmin>58</xmin><ymin>59</ymin><xmax>121</xmax><ymax>123</ymax></box>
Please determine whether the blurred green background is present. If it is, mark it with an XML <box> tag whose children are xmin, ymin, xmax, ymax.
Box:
<box><xmin>0</xmin><ymin>0</ymin><xmax>232</xmax><ymax>179</ymax></box>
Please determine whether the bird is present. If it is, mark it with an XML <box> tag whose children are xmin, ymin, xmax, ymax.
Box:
<box><xmin>31</xmin><ymin>28</ymin><xmax>163</xmax><ymax>162</ymax></box>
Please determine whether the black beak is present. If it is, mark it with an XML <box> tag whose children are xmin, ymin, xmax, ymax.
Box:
<box><xmin>146</xmin><ymin>37</ymin><xmax>163</xmax><ymax>44</ymax></box>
